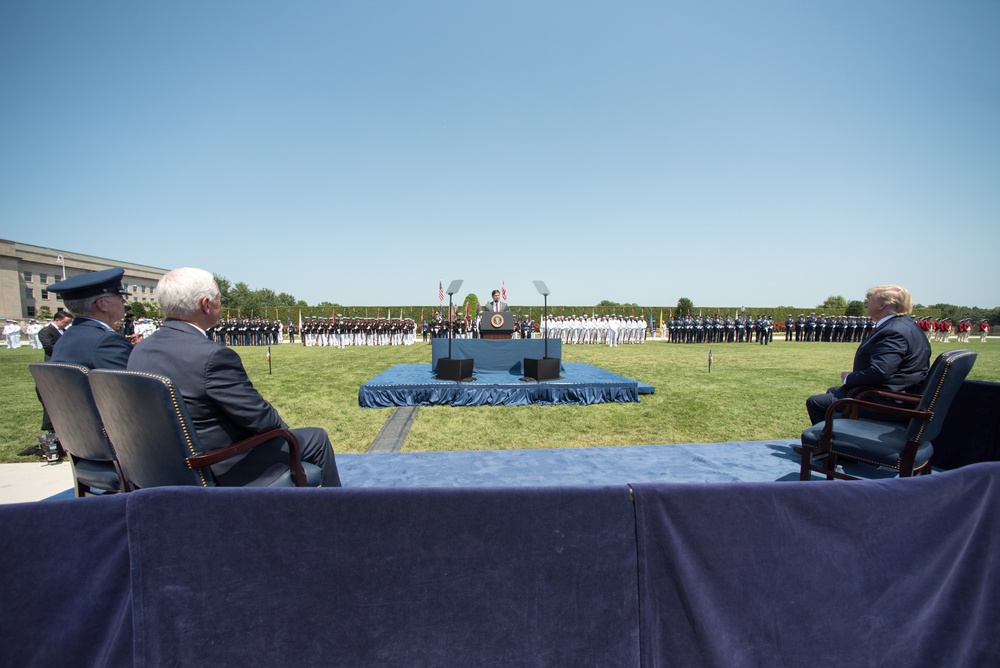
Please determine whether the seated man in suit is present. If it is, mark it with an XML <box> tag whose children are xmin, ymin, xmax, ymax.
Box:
<box><xmin>484</xmin><ymin>289</ymin><xmax>508</xmax><ymax>313</ymax></box>
<box><xmin>128</xmin><ymin>267</ymin><xmax>341</xmax><ymax>487</ymax></box>
<box><xmin>805</xmin><ymin>285</ymin><xmax>931</xmax><ymax>425</ymax></box>
<box><xmin>49</xmin><ymin>268</ymin><xmax>134</xmax><ymax>370</ymax></box>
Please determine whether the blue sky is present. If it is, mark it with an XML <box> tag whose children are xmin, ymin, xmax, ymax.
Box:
<box><xmin>2</xmin><ymin>1</ymin><xmax>998</xmax><ymax>309</ymax></box>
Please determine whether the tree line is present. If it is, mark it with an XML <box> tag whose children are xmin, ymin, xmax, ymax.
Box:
<box><xmin>98</xmin><ymin>280</ymin><xmax>998</xmax><ymax>326</ymax></box>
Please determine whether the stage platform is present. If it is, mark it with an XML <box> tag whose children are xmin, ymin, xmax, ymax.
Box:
<box><xmin>337</xmin><ymin>439</ymin><xmax>812</xmax><ymax>487</ymax></box>
<box><xmin>358</xmin><ymin>362</ymin><xmax>654</xmax><ymax>407</ymax></box>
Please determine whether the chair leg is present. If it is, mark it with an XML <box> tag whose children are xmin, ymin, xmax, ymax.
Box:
<box><xmin>799</xmin><ymin>444</ymin><xmax>813</xmax><ymax>480</ymax></box>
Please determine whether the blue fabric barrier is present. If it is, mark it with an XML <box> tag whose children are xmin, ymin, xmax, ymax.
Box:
<box><xmin>0</xmin><ymin>495</ymin><xmax>132</xmax><ymax>667</ymax></box>
<box><xmin>3</xmin><ymin>464</ymin><xmax>999</xmax><ymax>666</ymax></box>
<box><xmin>633</xmin><ymin>461</ymin><xmax>1000</xmax><ymax>667</ymax></box>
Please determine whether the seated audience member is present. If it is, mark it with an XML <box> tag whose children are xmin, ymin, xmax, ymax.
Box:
<box><xmin>49</xmin><ymin>268</ymin><xmax>134</xmax><ymax>370</ymax></box>
<box><xmin>128</xmin><ymin>267</ymin><xmax>341</xmax><ymax>487</ymax></box>
<box><xmin>805</xmin><ymin>284</ymin><xmax>931</xmax><ymax>425</ymax></box>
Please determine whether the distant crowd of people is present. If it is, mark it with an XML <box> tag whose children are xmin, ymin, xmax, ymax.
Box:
<box><xmin>6</xmin><ymin>309</ymin><xmax>993</xmax><ymax>352</ymax></box>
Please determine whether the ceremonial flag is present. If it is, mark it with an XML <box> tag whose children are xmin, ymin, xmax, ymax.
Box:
<box><xmin>465</xmin><ymin>302</ymin><xmax>469</xmax><ymax>323</ymax></box>
<box><xmin>500</xmin><ymin>281</ymin><xmax>507</xmax><ymax>301</ymax></box>
<box><xmin>421</xmin><ymin>308</ymin><xmax>425</xmax><ymax>323</ymax></box>
<box><xmin>660</xmin><ymin>310</ymin><xmax>664</xmax><ymax>329</ymax></box>
<box><xmin>298</xmin><ymin>310</ymin><xmax>302</xmax><ymax>332</ymax></box>
<box><xmin>439</xmin><ymin>280</ymin><xmax>444</xmax><ymax>303</ymax></box>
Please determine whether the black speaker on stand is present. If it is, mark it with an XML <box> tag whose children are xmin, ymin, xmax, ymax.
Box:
<box><xmin>522</xmin><ymin>280</ymin><xmax>562</xmax><ymax>381</ymax></box>
<box><xmin>435</xmin><ymin>279</ymin><xmax>475</xmax><ymax>382</ymax></box>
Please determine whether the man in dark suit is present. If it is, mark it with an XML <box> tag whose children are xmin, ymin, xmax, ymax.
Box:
<box><xmin>39</xmin><ymin>310</ymin><xmax>73</xmax><ymax>362</ymax></box>
<box><xmin>49</xmin><ymin>268</ymin><xmax>134</xmax><ymax>370</ymax></box>
<box><xmin>484</xmin><ymin>289</ymin><xmax>508</xmax><ymax>312</ymax></box>
<box><xmin>128</xmin><ymin>267</ymin><xmax>341</xmax><ymax>487</ymax></box>
<box><xmin>806</xmin><ymin>285</ymin><xmax>931</xmax><ymax>425</ymax></box>
<box><xmin>36</xmin><ymin>309</ymin><xmax>74</xmax><ymax>433</ymax></box>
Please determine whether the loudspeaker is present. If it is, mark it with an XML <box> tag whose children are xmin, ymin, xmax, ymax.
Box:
<box><xmin>436</xmin><ymin>357</ymin><xmax>474</xmax><ymax>382</ymax></box>
<box><xmin>523</xmin><ymin>357</ymin><xmax>561</xmax><ymax>381</ymax></box>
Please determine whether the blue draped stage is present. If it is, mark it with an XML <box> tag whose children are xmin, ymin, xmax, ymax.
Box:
<box><xmin>359</xmin><ymin>362</ymin><xmax>650</xmax><ymax>407</ymax></box>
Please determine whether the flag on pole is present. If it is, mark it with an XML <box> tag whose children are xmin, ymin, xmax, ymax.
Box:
<box><xmin>439</xmin><ymin>280</ymin><xmax>444</xmax><ymax>303</ymax></box>
<box><xmin>500</xmin><ymin>281</ymin><xmax>507</xmax><ymax>302</ymax></box>
<box><xmin>421</xmin><ymin>307</ymin><xmax>425</xmax><ymax>323</ymax></box>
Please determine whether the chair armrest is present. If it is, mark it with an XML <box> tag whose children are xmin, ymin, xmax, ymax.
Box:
<box><xmin>817</xmin><ymin>398</ymin><xmax>933</xmax><ymax>450</ymax></box>
<box><xmin>187</xmin><ymin>428</ymin><xmax>308</xmax><ymax>486</ymax></box>
<box><xmin>824</xmin><ymin>397</ymin><xmax>932</xmax><ymax>424</ymax></box>
<box><xmin>845</xmin><ymin>385</ymin><xmax>884</xmax><ymax>398</ymax></box>
<box><xmin>852</xmin><ymin>388</ymin><xmax>921</xmax><ymax>405</ymax></box>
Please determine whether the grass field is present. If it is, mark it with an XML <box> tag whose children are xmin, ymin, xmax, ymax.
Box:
<box><xmin>2</xmin><ymin>338</ymin><xmax>998</xmax><ymax>463</ymax></box>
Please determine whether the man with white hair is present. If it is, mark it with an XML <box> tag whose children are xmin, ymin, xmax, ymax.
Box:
<box><xmin>128</xmin><ymin>267</ymin><xmax>342</xmax><ymax>487</ymax></box>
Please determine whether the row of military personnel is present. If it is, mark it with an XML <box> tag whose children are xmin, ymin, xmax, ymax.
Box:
<box><xmin>298</xmin><ymin>317</ymin><xmax>418</xmax><ymax>347</ymax></box>
<box><xmin>666</xmin><ymin>315</ymin><xmax>777</xmax><ymax>344</ymax></box>
<box><xmin>539</xmin><ymin>315</ymin><xmax>648</xmax><ymax>346</ymax></box>
<box><xmin>781</xmin><ymin>315</ymin><xmax>876</xmax><ymax>343</ymax></box>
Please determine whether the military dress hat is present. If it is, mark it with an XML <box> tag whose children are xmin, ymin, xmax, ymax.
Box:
<box><xmin>49</xmin><ymin>267</ymin><xmax>129</xmax><ymax>300</ymax></box>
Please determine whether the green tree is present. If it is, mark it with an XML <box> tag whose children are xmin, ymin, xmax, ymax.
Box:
<box><xmin>677</xmin><ymin>297</ymin><xmax>694</xmax><ymax>315</ymax></box>
<box><xmin>819</xmin><ymin>295</ymin><xmax>847</xmax><ymax>314</ymax></box>
<box><xmin>845</xmin><ymin>300</ymin><xmax>865</xmax><ymax>317</ymax></box>
<box><xmin>214</xmin><ymin>275</ymin><xmax>231</xmax><ymax>304</ymax></box>
<box><xmin>462</xmin><ymin>293</ymin><xmax>479</xmax><ymax>317</ymax></box>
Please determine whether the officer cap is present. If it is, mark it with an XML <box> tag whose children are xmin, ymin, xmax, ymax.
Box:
<box><xmin>49</xmin><ymin>267</ymin><xmax>128</xmax><ymax>300</ymax></box>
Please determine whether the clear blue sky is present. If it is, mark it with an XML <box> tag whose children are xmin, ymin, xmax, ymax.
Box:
<box><xmin>2</xmin><ymin>1</ymin><xmax>998</xmax><ymax>309</ymax></box>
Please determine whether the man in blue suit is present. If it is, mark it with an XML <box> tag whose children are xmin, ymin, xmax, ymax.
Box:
<box><xmin>806</xmin><ymin>285</ymin><xmax>931</xmax><ymax>425</ymax></box>
<box><xmin>49</xmin><ymin>268</ymin><xmax>134</xmax><ymax>370</ymax></box>
<box><xmin>128</xmin><ymin>267</ymin><xmax>341</xmax><ymax>487</ymax></box>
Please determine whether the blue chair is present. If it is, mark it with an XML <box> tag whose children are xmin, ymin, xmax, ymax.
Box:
<box><xmin>29</xmin><ymin>363</ymin><xmax>127</xmax><ymax>496</ymax></box>
<box><xmin>88</xmin><ymin>369</ymin><xmax>321</xmax><ymax>489</ymax></box>
<box><xmin>800</xmin><ymin>349</ymin><xmax>978</xmax><ymax>480</ymax></box>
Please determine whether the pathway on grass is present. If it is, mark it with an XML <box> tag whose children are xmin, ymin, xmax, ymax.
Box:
<box><xmin>367</xmin><ymin>406</ymin><xmax>419</xmax><ymax>452</ymax></box>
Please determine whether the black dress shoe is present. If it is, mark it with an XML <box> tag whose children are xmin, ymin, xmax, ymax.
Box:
<box><xmin>18</xmin><ymin>444</ymin><xmax>44</xmax><ymax>457</ymax></box>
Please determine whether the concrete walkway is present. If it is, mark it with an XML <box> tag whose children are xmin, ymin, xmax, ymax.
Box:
<box><xmin>0</xmin><ymin>461</ymin><xmax>74</xmax><ymax>505</ymax></box>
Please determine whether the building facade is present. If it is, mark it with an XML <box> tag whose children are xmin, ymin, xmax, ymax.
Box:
<box><xmin>1</xmin><ymin>239</ymin><xmax>168</xmax><ymax>320</ymax></box>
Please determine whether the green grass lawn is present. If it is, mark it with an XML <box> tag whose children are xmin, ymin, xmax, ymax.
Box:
<box><xmin>2</xmin><ymin>339</ymin><xmax>998</xmax><ymax>462</ymax></box>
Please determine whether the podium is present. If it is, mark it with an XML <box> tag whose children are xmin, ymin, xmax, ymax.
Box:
<box><xmin>480</xmin><ymin>311</ymin><xmax>515</xmax><ymax>339</ymax></box>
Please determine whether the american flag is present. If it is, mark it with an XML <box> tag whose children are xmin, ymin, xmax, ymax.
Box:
<box><xmin>438</xmin><ymin>280</ymin><xmax>444</xmax><ymax>303</ymax></box>
<box><xmin>500</xmin><ymin>281</ymin><xmax>507</xmax><ymax>301</ymax></box>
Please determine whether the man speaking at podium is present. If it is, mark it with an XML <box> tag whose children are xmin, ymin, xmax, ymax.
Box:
<box><xmin>485</xmin><ymin>289</ymin><xmax>508</xmax><ymax>312</ymax></box>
